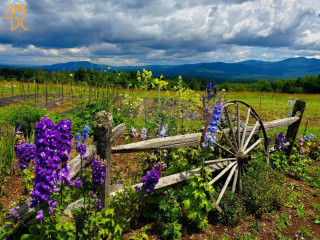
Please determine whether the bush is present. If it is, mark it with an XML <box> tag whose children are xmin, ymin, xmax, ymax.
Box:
<box><xmin>242</xmin><ymin>159</ymin><xmax>287</xmax><ymax>217</ymax></box>
<box><xmin>215</xmin><ymin>190</ymin><xmax>245</xmax><ymax>227</ymax></box>
<box><xmin>7</xmin><ymin>101</ymin><xmax>46</xmax><ymax>136</ymax></box>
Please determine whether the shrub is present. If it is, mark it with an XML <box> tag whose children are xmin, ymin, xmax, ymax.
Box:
<box><xmin>7</xmin><ymin>101</ymin><xmax>46</xmax><ymax>136</ymax></box>
<box><xmin>214</xmin><ymin>190</ymin><xmax>244</xmax><ymax>227</ymax></box>
<box><xmin>242</xmin><ymin>159</ymin><xmax>287</xmax><ymax>217</ymax></box>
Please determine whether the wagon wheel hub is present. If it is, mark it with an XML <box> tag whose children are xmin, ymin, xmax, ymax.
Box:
<box><xmin>236</xmin><ymin>152</ymin><xmax>251</xmax><ymax>164</ymax></box>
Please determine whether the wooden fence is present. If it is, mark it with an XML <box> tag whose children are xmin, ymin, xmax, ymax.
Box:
<box><xmin>4</xmin><ymin>100</ymin><xmax>305</xmax><ymax>239</ymax></box>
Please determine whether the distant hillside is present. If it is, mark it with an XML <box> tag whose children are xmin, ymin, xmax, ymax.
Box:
<box><xmin>2</xmin><ymin>57</ymin><xmax>320</xmax><ymax>83</ymax></box>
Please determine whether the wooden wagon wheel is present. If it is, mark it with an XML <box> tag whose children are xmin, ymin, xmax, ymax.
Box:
<box><xmin>201</xmin><ymin>100</ymin><xmax>269</xmax><ymax>206</ymax></box>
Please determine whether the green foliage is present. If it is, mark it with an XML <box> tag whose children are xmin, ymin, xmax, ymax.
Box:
<box><xmin>296</xmin><ymin>204</ymin><xmax>306</xmax><ymax>220</ymax></box>
<box><xmin>313</xmin><ymin>215</ymin><xmax>320</xmax><ymax>224</ymax></box>
<box><xmin>298</xmin><ymin>226</ymin><xmax>313</xmax><ymax>238</ymax></box>
<box><xmin>157</xmin><ymin>190</ymin><xmax>183</xmax><ymax>239</ymax></box>
<box><xmin>288</xmin><ymin>156</ymin><xmax>312</xmax><ymax>181</ymax></box>
<box><xmin>215</xmin><ymin>190</ymin><xmax>244</xmax><ymax>227</ymax></box>
<box><xmin>130</xmin><ymin>224</ymin><xmax>149</xmax><ymax>240</ymax></box>
<box><xmin>270</xmin><ymin>151</ymin><xmax>289</xmax><ymax>172</ymax></box>
<box><xmin>242</xmin><ymin>158</ymin><xmax>287</xmax><ymax>217</ymax></box>
<box><xmin>310</xmin><ymin>165</ymin><xmax>320</xmax><ymax>188</ymax></box>
<box><xmin>277</xmin><ymin>213</ymin><xmax>289</xmax><ymax>230</ymax></box>
<box><xmin>7</xmin><ymin>101</ymin><xmax>46</xmax><ymax>136</ymax></box>
<box><xmin>312</xmin><ymin>202</ymin><xmax>320</xmax><ymax>211</ymax></box>
<box><xmin>180</xmin><ymin>174</ymin><xmax>215</xmax><ymax>230</ymax></box>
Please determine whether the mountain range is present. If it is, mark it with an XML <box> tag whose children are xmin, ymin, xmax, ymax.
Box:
<box><xmin>2</xmin><ymin>57</ymin><xmax>320</xmax><ymax>83</ymax></box>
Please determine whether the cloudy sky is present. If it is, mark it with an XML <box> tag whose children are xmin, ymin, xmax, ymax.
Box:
<box><xmin>1</xmin><ymin>0</ymin><xmax>320</xmax><ymax>66</ymax></box>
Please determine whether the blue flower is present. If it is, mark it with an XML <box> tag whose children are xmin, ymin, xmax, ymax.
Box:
<box><xmin>75</xmin><ymin>133</ymin><xmax>81</xmax><ymax>141</ymax></box>
<box><xmin>308</xmin><ymin>133</ymin><xmax>314</xmax><ymax>139</ymax></box>
<box><xmin>159</xmin><ymin>126</ymin><xmax>166</xmax><ymax>138</ymax></box>
<box><xmin>288</xmin><ymin>100</ymin><xmax>293</xmax><ymax>106</ymax></box>
<box><xmin>202</xmin><ymin>102</ymin><xmax>223</xmax><ymax>150</ymax></box>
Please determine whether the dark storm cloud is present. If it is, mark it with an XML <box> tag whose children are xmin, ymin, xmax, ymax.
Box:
<box><xmin>0</xmin><ymin>0</ymin><xmax>320</xmax><ymax>65</ymax></box>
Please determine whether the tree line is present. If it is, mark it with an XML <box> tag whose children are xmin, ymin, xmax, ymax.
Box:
<box><xmin>0</xmin><ymin>67</ymin><xmax>319</xmax><ymax>93</ymax></box>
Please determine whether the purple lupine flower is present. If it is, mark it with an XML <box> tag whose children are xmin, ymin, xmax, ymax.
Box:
<box><xmin>134</xmin><ymin>185</ymin><xmax>141</xmax><ymax>191</ymax></box>
<box><xmin>141</xmin><ymin>128</ymin><xmax>147</xmax><ymax>140</ymax></box>
<box><xmin>48</xmin><ymin>200</ymin><xmax>58</xmax><ymax>214</ymax></box>
<box><xmin>75</xmin><ymin>177</ymin><xmax>82</xmax><ymax>188</ymax></box>
<box><xmin>308</xmin><ymin>133</ymin><xmax>314</xmax><ymax>139</ymax></box>
<box><xmin>15</xmin><ymin>141</ymin><xmax>36</xmax><ymax>170</ymax></box>
<box><xmin>130</xmin><ymin>127</ymin><xmax>139</xmax><ymax>137</ymax></box>
<box><xmin>91</xmin><ymin>158</ymin><xmax>107</xmax><ymax>189</ymax></box>
<box><xmin>202</xmin><ymin>102</ymin><xmax>223</xmax><ymax>150</ymax></box>
<box><xmin>97</xmin><ymin>199</ymin><xmax>102</xmax><ymax>210</ymax></box>
<box><xmin>140</xmin><ymin>169</ymin><xmax>160</xmax><ymax>192</ymax></box>
<box><xmin>36</xmin><ymin>210</ymin><xmax>44</xmax><ymax>221</ymax></box>
<box><xmin>9</xmin><ymin>206</ymin><xmax>20</xmax><ymax>218</ymax></box>
<box><xmin>275</xmin><ymin>132</ymin><xmax>287</xmax><ymax>151</ymax></box>
<box><xmin>92</xmin><ymin>193</ymin><xmax>97</xmax><ymax>198</ymax></box>
<box><xmin>304</xmin><ymin>136</ymin><xmax>309</xmax><ymax>141</ymax></box>
<box><xmin>76</xmin><ymin>143</ymin><xmax>87</xmax><ymax>156</ymax></box>
<box><xmin>159</xmin><ymin>126</ymin><xmax>166</xmax><ymax>138</ymax></box>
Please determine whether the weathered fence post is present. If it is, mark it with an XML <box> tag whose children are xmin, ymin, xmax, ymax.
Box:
<box><xmin>93</xmin><ymin>110</ymin><xmax>112</xmax><ymax>208</ymax></box>
<box><xmin>286</xmin><ymin>100</ymin><xmax>306</xmax><ymax>157</ymax></box>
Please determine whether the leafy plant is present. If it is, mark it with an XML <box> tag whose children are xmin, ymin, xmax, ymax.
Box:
<box><xmin>298</xmin><ymin>226</ymin><xmax>312</xmax><ymax>238</ymax></box>
<box><xmin>242</xmin><ymin>158</ymin><xmax>287</xmax><ymax>217</ymax></box>
<box><xmin>296</xmin><ymin>204</ymin><xmax>306</xmax><ymax>220</ymax></box>
<box><xmin>215</xmin><ymin>190</ymin><xmax>244</xmax><ymax>227</ymax></box>
<box><xmin>312</xmin><ymin>202</ymin><xmax>320</xmax><ymax>211</ymax></box>
<box><xmin>180</xmin><ymin>174</ymin><xmax>215</xmax><ymax>230</ymax></box>
<box><xmin>277</xmin><ymin>213</ymin><xmax>289</xmax><ymax>230</ymax></box>
<box><xmin>7</xmin><ymin>101</ymin><xmax>46</xmax><ymax>136</ymax></box>
<box><xmin>313</xmin><ymin>215</ymin><xmax>320</xmax><ymax>224</ymax></box>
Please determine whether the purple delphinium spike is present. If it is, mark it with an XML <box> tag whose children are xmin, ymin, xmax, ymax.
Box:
<box><xmin>30</xmin><ymin>117</ymin><xmax>73</xmax><ymax>218</ymax></box>
<box><xmin>140</xmin><ymin>169</ymin><xmax>160</xmax><ymax>192</ymax></box>
<box><xmin>141</xmin><ymin>128</ymin><xmax>147</xmax><ymax>140</ymax></box>
<box><xmin>75</xmin><ymin>177</ymin><xmax>82</xmax><ymax>188</ymax></box>
<box><xmin>9</xmin><ymin>206</ymin><xmax>20</xmax><ymax>218</ymax></box>
<box><xmin>130</xmin><ymin>127</ymin><xmax>139</xmax><ymax>137</ymax></box>
<box><xmin>36</xmin><ymin>210</ymin><xmax>44</xmax><ymax>221</ymax></box>
<box><xmin>91</xmin><ymin>158</ymin><xmax>107</xmax><ymax>189</ymax></box>
<box><xmin>274</xmin><ymin>132</ymin><xmax>287</xmax><ymax>151</ymax></box>
<box><xmin>202</xmin><ymin>102</ymin><xmax>223</xmax><ymax>150</ymax></box>
<box><xmin>15</xmin><ymin>141</ymin><xmax>36</xmax><ymax>170</ymax></box>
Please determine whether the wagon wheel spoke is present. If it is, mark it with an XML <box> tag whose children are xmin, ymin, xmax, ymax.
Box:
<box><xmin>216</xmin><ymin>164</ymin><xmax>238</xmax><ymax>205</ymax></box>
<box><xmin>231</xmin><ymin>166</ymin><xmax>239</xmax><ymax>192</ymax></box>
<box><xmin>244</xmin><ymin>138</ymin><xmax>262</xmax><ymax>155</ymax></box>
<box><xmin>237</xmin><ymin>103</ymin><xmax>241</xmax><ymax>147</ymax></box>
<box><xmin>219</xmin><ymin>126</ymin><xmax>237</xmax><ymax>153</ymax></box>
<box><xmin>224</xmin><ymin>107</ymin><xmax>238</xmax><ymax>150</ymax></box>
<box><xmin>239</xmin><ymin>165</ymin><xmax>243</xmax><ymax>193</ymax></box>
<box><xmin>240</xmin><ymin>108</ymin><xmax>251</xmax><ymax>151</ymax></box>
<box><xmin>204</xmin><ymin>158</ymin><xmax>236</xmax><ymax>164</ymax></box>
<box><xmin>242</xmin><ymin>121</ymin><xmax>260</xmax><ymax>151</ymax></box>
<box><xmin>214</xmin><ymin>142</ymin><xmax>236</xmax><ymax>157</ymax></box>
<box><xmin>208</xmin><ymin>161</ymin><xmax>237</xmax><ymax>185</ymax></box>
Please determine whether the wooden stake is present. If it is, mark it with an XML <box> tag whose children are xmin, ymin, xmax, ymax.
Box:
<box><xmin>93</xmin><ymin>110</ymin><xmax>112</xmax><ymax>207</ymax></box>
<box><xmin>286</xmin><ymin>100</ymin><xmax>306</xmax><ymax>157</ymax></box>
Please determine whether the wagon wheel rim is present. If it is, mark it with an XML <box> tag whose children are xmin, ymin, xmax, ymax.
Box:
<box><xmin>201</xmin><ymin>100</ymin><xmax>269</xmax><ymax>206</ymax></box>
